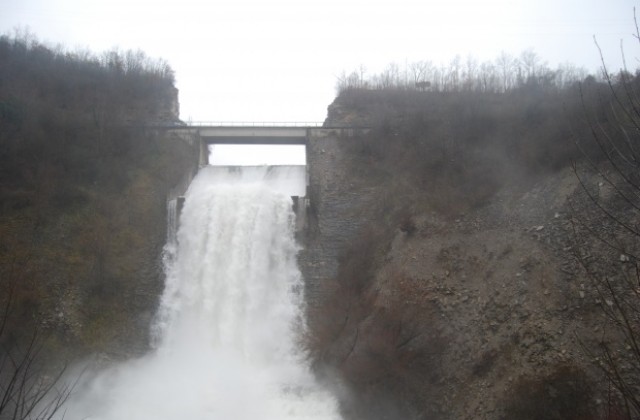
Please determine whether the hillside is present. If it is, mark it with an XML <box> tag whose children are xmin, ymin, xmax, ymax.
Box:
<box><xmin>0</xmin><ymin>35</ymin><xmax>198</xmax><ymax>360</ymax></box>
<box><xmin>304</xmin><ymin>82</ymin><xmax>639</xmax><ymax>419</ymax></box>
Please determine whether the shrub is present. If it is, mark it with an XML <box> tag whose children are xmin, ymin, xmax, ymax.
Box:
<box><xmin>502</xmin><ymin>365</ymin><xmax>596</xmax><ymax>420</ymax></box>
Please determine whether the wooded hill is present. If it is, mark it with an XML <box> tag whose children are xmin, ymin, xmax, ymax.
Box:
<box><xmin>0</xmin><ymin>34</ymin><xmax>196</xmax><ymax>360</ymax></box>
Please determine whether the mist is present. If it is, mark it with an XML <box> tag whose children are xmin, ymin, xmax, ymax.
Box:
<box><xmin>54</xmin><ymin>166</ymin><xmax>339</xmax><ymax>419</ymax></box>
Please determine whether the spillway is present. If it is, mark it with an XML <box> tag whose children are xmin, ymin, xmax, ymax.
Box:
<box><xmin>58</xmin><ymin>165</ymin><xmax>340</xmax><ymax>420</ymax></box>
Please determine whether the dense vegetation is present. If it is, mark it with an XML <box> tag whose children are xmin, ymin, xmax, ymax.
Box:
<box><xmin>327</xmin><ymin>79</ymin><xmax>600</xmax><ymax>216</ymax></box>
<box><xmin>0</xmin><ymin>33</ymin><xmax>196</xmax><ymax>363</ymax></box>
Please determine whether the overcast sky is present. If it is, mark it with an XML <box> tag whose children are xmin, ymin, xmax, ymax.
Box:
<box><xmin>0</xmin><ymin>0</ymin><xmax>638</xmax><ymax>123</ymax></box>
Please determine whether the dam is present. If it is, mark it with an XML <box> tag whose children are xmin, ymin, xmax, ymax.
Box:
<box><xmin>164</xmin><ymin>123</ymin><xmax>367</xmax><ymax>234</ymax></box>
<box><xmin>163</xmin><ymin>122</ymin><xmax>373</xmax><ymax>332</ymax></box>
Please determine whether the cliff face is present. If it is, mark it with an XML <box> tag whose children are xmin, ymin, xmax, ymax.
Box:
<box><xmin>0</xmin><ymin>37</ymin><xmax>198</xmax><ymax>360</ymax></box>
<box><xmin>299</xmin><ymin>129</ymin><xmax>379</xmax><ymax>312</ymax></box>
<box><xmin>301</xmin><ymin>89</ymin><xmax>629</xmax><ymax>419</ymax></box>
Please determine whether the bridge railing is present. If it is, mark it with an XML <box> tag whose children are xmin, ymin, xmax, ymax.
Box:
<box><xmin>186</xmin><ymin>121</ymin><xmax>324</xmax><ymax>127</ymax></box>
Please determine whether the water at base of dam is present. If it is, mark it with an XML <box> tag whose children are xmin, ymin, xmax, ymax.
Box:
<box><xmin>56</xmin><ymin>165</ymin><xmax>340</xmax><ymax>420</ymax></box>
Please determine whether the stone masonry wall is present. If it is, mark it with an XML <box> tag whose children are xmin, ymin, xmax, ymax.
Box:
<box><xmin>298</xmin><ymin>129</ymin><xmax>377</xmax><ymax>315</ymax></box>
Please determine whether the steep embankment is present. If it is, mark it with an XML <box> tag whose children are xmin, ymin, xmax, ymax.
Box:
<box><xmin>0</xmin><ymin>36</ymin><xmax>198</xmax><ymax>359</ymax></box>
<box><xmin>303</xmin><ymin>87</ymin><xmax>633</xmax><ymax>419</ymax></box>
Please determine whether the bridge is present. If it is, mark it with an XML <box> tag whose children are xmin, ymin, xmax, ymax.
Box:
<box><xmin>188</xmin><ymin>124</ymin><xmax>314</xmax><ymax>145</ymax></box>
<box><xmin>164</xmin><ymin>122</ymin><xmax>366</xmax><ymax>166</ymax></box>
<box><xmin>169</xmin><ymin>122</ymin><xmax>321</xmax><ymax>142</ymax></box>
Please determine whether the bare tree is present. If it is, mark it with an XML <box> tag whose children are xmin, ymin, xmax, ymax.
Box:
<box><xmin>478</xmin><ymin>61</ymin><xmax>498</xmax><ymax>92</ymax></box>
<box><xmin>570</xmin><ymin>14</ymin><xmax>640</xmax><ymax>417</ymax></box>
<box><xmin>496</xmin><ymin>51</ymin><xmax>516</xmax><ymax>92</ymax></box>
<box><xmin>335</xmin><ymin>70</ymin><xmax>360</xmax><ymax>93</ymax></box>
<box><xmin>520</xmin><ymin>48</ymin><xmax>541</xmax><ymax>82</ymax></box>
<box><xmin>358</xmin><ymin>64</ymin><xmax>367</xmax><ymax>88</ymax></box>
<box><xmin>0</xmin><ymin>288</ymin><xmax>76</xmax><ymax>420</ymax></box>
<box><xmin>409</xmin><ymin>60</ymin><xmax>431</xmax><ymax>85</ymax></box>
<box><xmin>335</xmin><ymin>50</ymin><xmax>587</xmax><ymax>94</ymax></box>
<box><xmin>377</xmin><ymin>63</ymin><xmax>401</xmax><ymax>89</ymax></box>
<box><xmin>447</xmin><ymin>55</ymin><xmax>462</xmax><ymax>91</ymax></box>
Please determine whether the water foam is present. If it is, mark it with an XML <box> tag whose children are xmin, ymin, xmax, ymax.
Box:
<box><xmin>58</xmin><ymin>165</ymin><xmax>340</xmax><ymax>420</ymax></box>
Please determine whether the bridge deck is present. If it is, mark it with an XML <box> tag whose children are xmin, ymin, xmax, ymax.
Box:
<box><xmin>176</xmin><ymin>126</ymin><xmax>311</xmax><ymax>145</ymax></box>
<box><xmin>198</xmin><ymin>126</ymin><xmax>308</xmax><ymax>144</ymax></box>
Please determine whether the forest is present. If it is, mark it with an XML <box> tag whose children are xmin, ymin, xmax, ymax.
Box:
<box><xmin>0</xmin><ymin>33</ymin><xmax>197</xmax><ymax>418</ymax></box>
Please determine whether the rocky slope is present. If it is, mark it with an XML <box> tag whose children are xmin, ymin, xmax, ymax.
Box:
<box><xmin>302</xmin><ymin>89</ymin><xmax>634</xmax><ymax>419</ymax></box>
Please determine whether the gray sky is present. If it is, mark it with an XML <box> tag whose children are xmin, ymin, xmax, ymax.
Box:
<box><xmin>1</xmin><ymin>0</ymin><xmax>637</xmax><ymax>123</ymax></box>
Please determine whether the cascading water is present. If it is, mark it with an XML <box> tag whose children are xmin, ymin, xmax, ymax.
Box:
<box><xmin>58</xmin><ymin>165</ymin><xmax>340</xmax><ymax>419</ymax></box>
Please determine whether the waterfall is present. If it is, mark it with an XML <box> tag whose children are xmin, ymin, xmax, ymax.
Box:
<box><xmin>163</xmin><ymin>197</ymin><xmax>179</xmax><ymax>266</ymax></box>
<box><xmin>58</xmin><ymin>165</ymin><xmax>340</xmax><ymax>420</ymax></box>
<box><xmin>166</xmin><ymin>197</ymin><xmax>178</xmax><ymax>244</ymax></box>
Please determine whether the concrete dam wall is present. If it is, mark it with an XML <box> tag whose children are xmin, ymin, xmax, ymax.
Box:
<box><xmin>167</xmin><ymin>126</ymin><xmax>371</xmax><ymax>315</ymax></box>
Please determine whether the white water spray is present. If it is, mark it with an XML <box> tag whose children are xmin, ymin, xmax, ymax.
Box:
<box><xmin>60</xmin><ymin>165</ymin><xmax>340</xmax><ymax>420</ymax></box>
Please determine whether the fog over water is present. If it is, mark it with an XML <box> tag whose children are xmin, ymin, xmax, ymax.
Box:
<box><xmin>57</xmin><ymin>166</ymin><xmax>339</xmax><ymax>419</ymax></box>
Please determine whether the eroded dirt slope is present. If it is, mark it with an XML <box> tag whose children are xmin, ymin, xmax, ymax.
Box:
<box><xmin>302</xmin><ymin>91</ymin><xmax>629</xmax><ymax>419</ymax></box>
